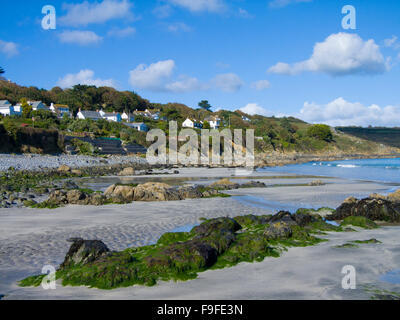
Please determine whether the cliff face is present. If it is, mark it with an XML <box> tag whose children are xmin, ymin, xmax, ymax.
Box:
<box><xmin>0</xmin><ymin>124</ymin><xmax>63</xmax><ymax>154</ymax></box>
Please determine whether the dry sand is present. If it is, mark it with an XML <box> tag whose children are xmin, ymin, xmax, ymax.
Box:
<box><xmin>1</xmin><ymin>168</ymin><xmax>399</xmax><ymax>300</ymax></box>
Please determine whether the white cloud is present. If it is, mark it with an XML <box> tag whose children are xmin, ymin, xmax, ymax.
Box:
<box><xmin>240</xmin><ymin>103</ymin><xmax>272</xmax><ymax>117</ymax></box>
<box><xmin>251</xmin><ymin>80</ymin><xmax>271</xmax><ymax>91</ymax></box>
<box><xmin>269</xmin><ymin>0</ymin><xmax>312</xmax><ymax>8</ymax></box>
<box><xmin>167</xmin><ymin>0</ymin><xmax>226</xmax><ymax>13</ymax></box>
<box><xmin>384</xmin><ymin>35</ymin><xmax>399</xmax><ymax>48</ymax></box>
<box><xmin>165</xmin><ymin>76</ymin><xmax>202</xmax><ymax>93</ymax></box>
<box><xmin>57</xmin><ymin>69</ymin><xmax>116</xmax><ymax>88</ymax></box>
<box><xmin>167</xmin><ymin>22</ymin><xmax>192</xmax><ymax>33</ymax></box>
<box><xmin>153</xmin><ymin>5</ymin><xmax>173</xmax><ymax>18</ymax></box>
<box><xmin>299</xmin><ymin>97</ymin><xmax>400</xmax><ymax>127</ymax></box>
<box><xmin>59</xmin><ymin>30</ymin><xmax>103</xmax><ymax>45</ymax></box>
<box><xmin>129</xmin><ymin>60</ymin><xmax>176</xmax><ymax>91</ymax></box>
<box><xmin>107</xmin><ymin>27</ymin><xmax>136</xmax><ymax>38</ymax></box>
<box><xmin>59</xmin><ymin>0</ymin><xmax>133</xmax><ymax>27</ymax></box>
<box><xmin>212</xmin><ymin>73</ymin><xmax>243</xmax><ymax>92</ymax></box>
<box><xmin>0</xmin><ymin>40</ymin><xmax>19</xmax><ymax>57</ymax></box>
<box><xmin>268</xmin><ymin>33</ymin><xmax>388</xmax><ymax>76</ymax></box>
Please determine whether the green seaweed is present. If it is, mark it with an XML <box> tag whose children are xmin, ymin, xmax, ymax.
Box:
<box><xmin>341</xmin><ymin>216</ymin><xmax>379</xmax><ymax>229</ymax></box>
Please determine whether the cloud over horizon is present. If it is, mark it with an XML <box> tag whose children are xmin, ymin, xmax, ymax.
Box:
<box><xmin>299</xmin><ymin>97</ymin><xmax>400</xmax><ymax>127</ymax></box>
<box><xmin>240</xmin><ymin>103</ymin><xmax>273</xmax><ymax>117</ymax></box>
<box><xmin>57</xmin><ymin>69</ymin><xmax>116</xmax><ymax>88</ymax></box>
<box><xmin>269</xmin><ymin>33</ymin><xmax>389</xmax><ymax>76</ymax></box>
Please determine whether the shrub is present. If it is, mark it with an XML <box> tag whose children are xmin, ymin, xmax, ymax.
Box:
<box><xmin>306</xmin><ymin>124</ymin><xmax>333</xmax><ymax>142</ymax></box>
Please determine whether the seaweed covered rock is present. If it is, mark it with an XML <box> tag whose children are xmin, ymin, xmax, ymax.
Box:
<box><xmin>328</xmin><ymin>197</ymin><xmax>400</xmax><ymax>222</ymax></box>
<box><xmin>118</xmin><ymin>167</ymin><xmax>136</xmax><ymax>176</ymax></box>
<box><xmin>234</xmin><ymin>215</ymin><xmax>272</xmax><ymax>227</ymax></box>
<box><xmin>60</xmin><ymin>238</ymin><xmax>110</xmax><ymax>269</ymax></box>
<box><xmin>145</xmin><ymin>240</ymin><xmax>218</xmax><ymax>270</ymax></box>
<box><xmin>264</xmin><ymin>222</ymin><xmax>293</xmax><ymax>240</ymax></box>
<box><xmin>269</xmin><ymin>211</ymin><xmax>298</xmax><ymax>226</ymax></box>
<box><xmin>192</xmin><ymin>217</ymin><xmax>242</xmax><ymax>237</ymax></box>
<box><xmin>340</xmin><ymin>216</ymin><xmax>379</xmax><ymax>229</ymax></box>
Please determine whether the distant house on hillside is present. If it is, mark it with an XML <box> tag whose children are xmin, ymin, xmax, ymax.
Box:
<box><xmin>204</xmin><ymin>116</ymin><xmax>221</xmax><ymax>129</ymax></box>
<box><xmin>49</xmin><ymin>103</ymin><xmax>70</xmax><ymax>118</ymax></box>
<box><xmin>182</xmin><ymin>118</ymin><xmax>198</xmax><ymax>128</ymax></box>
<box><xmin>28</xmin><ymin>101</ymin><xmax>48</xmax><ymax>111</ymax></box>
<box><xmin>77</xmin><ymin>110</ymin><xmax>103</xmax><ymax>121</ymax></box>
<box><xmin>99</xmin><ymin>110</ymin><xmax>122</xmax><ymax>123</ymax></box>
<box><xmin>124</xmin><ymin>122</ymin><xmax>149</xmax><ymax>132</ymax></box>
<box><xmin>0</xmin><ymin>100</ymin><xmax>18</xmax><ymax>116</ymax></box>
<box><xmin>121</xmin><ymin>111</ymin><xmax>135</xmax><ymax>123</ymax></box>
<box><xmin>242</xmin><ymin>115</ymin><xmax>251</xmax><ymax>122</ymax></box>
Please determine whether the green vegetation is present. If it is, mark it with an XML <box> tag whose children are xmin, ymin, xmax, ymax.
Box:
<box><xmin>70</xmin><ymin>138</ymin><xmax>98</xmax><ymax>155</ymax></box>
<box><xmin>335</xmin><ymin>239</ymin><xmax>382</xmax><ymax>249</ymax></box>
<box><xmin>19</xmin><ymin>214</ymin><xmax>340</xmax><ymax>290</ymax></box>
<box><xmin>337</xmin><ymin>127</ymin><xmax>400</xmax><ymax>148</ymax></box>
<box><xmin>340</xmin><ymin>216</ymin><xmax>379</xmax><ymax>229</ymax></box>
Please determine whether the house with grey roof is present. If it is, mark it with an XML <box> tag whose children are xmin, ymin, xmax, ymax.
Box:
<box><xmin>28</xmin><ymin>101</ymin><xmax>48</xmax><ymax>111</ymax></box>
<box><xmin>77</xmin><ymin>110</ymin><xmax>103</xmax><ymax>121</ymax></box>
<box><xmin>123</xmin><ymin>122</ymin><xmax>149</xmax><ymax>132</ymax></box>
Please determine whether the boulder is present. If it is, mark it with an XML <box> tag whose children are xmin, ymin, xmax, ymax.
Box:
<box><xmin>308</xmin><ymin>180</ymin><xmax>325</xmax><ymax>186</ymax></box>
<box><xmin>60</xmin><ymin>238</ymin><xmax>110</xmax><ymax>269</ymax></box>
<box><xmin>178</xmin><ymin>186</ymin><xmax>203</xmax><ymax>199</ymax></box>
<box><xmin>66</xmin><ymin>190</ymin><xmax>86</xmax><ymax>203</ymax></box>
<box><xmin>133</xmin><ymin>182</ymin><xmax>182</xmax><ymax>202</ymax></box>
<box><xmin>192</xmin><ymin>217</ymin><xmax>242</xmax><ymax>237</ymax></box>
<box><xmin>118</xmin><ymin>167</ymin><xmax>136</xmax><ymax>176</ymax></box>
<box><xmin>105</xmin><ymin>185</ymin><xmax>135</xmax><ymax>203</ymax></box>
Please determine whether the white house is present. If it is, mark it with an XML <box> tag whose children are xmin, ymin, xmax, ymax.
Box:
<box><xmin>182</xmin><ymin>118</ymin><xmax>203</xmax><ymax>129</ymax></box>
<box><xmin>242</xmin><ymin>115</ymin><xmax>251</xmax><ymax>122</ymax></box>
<box><xmin>49</xmin><ymin>103</ymin><xmax>70</xmax><ymax>118</ymax></box>
<box><xmin>124</xmin><ymin>122</ymin><xmax>149</xmax><ymax>132</ymax></box>
<box><xmin>0</xmin><ymin>100</ymin><xmax>17</xmax><ymax>116</ymax></box>
<box><xmin>204</xmin><ymin>116</ymin><xmax>221</xmax><ymax>129</ymax></box>
<box><xmin>99</xmin><ymin>110</ymin><xmax>122</xmax><ymax>122</ymax></box>
<box><xmin>77</xmin><ymin>110</ymin><xmax>103</xmax><ymax>121</ymax></box>
<box><xmin>122</xmin><ymin>111</ymin><xmax>135</xmax><ymax>123</ymax></box>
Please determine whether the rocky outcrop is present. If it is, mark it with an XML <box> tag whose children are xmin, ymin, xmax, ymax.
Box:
<box><xmin>328</xmin><ymin>196</ymin><xmax>400</xmax><ymax>223</ymax></box>
<box><xmin>60</xmin><ymin>238</ymin><xmax>110</xmax><ymax>269</ymax></box>
<box><xmin>57</xmin><ymin>165</ymin><xmax>71</xmax><ymax>173</ymax></box>
<box><xmin>209</xmin><ymin>179</ymin><xmax>266</xmax><ymax>190</ymax></box>
<box><xmin>48</xmin><ymin>189</ymin><xmax>107</xmax><ymax>206</ymax></box>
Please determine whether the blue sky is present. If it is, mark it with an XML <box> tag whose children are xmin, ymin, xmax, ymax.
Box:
<box><xmin>1</xmin><ymin>0</ymin><xmax>400</xmax><ymax>126</ymax></box>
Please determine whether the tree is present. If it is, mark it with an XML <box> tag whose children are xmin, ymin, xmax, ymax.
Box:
<box><xmin>0</xmin><ymin>67</ymin><xmax>4</xmax><ymax>75</ymax></box>
<box><xmin>203</xmin><ymin>121</ymin><xmax>211</xmax><ymax>129</ymax></box>
<box><xmin>198</xmin><ymin>100</ymin><xmax>212</xmax><ymax>111</ymax></box>
<box><xmin>21</xmin><ymin>98</ymin><xmax>32</xmax><ymax>118</ymax></box>
<box><xmin>306</xmin><ymin>124</ymin><xmax>333</xmax><ymax>142</ymax></box>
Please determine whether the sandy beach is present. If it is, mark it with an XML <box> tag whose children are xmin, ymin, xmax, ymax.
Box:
<box><xmin>1</xmin><ymin>167</ymin><xmax>400</xmax><ymax>300</ymax></box>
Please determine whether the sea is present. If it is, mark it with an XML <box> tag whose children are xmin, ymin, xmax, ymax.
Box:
<box><xmin>259</xmin><ymin>158</ymin><xmax>400</xmax><ymax>184</ymax></box>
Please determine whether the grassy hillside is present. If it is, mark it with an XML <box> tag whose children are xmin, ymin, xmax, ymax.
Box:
<box><xmin>337</xmin><ymin>127</ymin><xmax>400</xmax><ymax>148</ymax></box>
<box><xmin>1</xmin><ymin>81</ymin><xmax>398</xmax><ymax>156</ymax></box>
